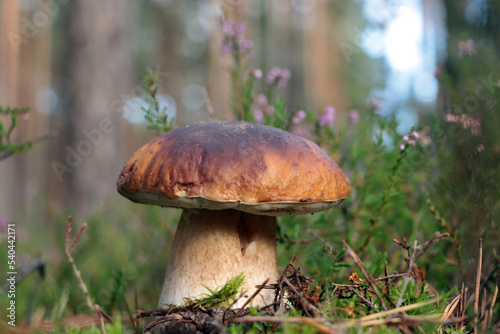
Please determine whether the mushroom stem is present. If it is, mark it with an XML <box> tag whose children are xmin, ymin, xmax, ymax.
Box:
<box><xmin>158</xmin><ymin>208</ymin><xmax>278</xmax><ymax>308</ymax></box>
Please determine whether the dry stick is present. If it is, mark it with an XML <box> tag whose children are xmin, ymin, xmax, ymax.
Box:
<box><xmin>144</xmin><ymin>314</ymin><xmax>184</xmax><ymax>331</ymax></box>
<box><xmin>481</xmin><ymin>288</ymin><xmax>487</xmax><ymax>332</ymax></box>
<box><xmin>458</xmin><ymin>283</ymin><xmax>467</xmax><ymax>331</ymax></box>
<box><xmin>275</xmin><ymin>253</ymin><xmax>296</xmax><ymax>313</ymax></box>
<box><xmin>342</xmin><ymin>314</ymin><xmax>466</xmax><ymax>328</ymax></box>
<box><xmin>65</xmin><ymin>216</ymin><xmax>106</xmax><ymax>334</ymax></box>
<box><xmin>440</xmin><ymin>294</ymin><xmax>461</xmax><ymax>321</ymax></box>
<box><xmin>474</xmin><ymin>238</ymin><xmax>483</xmax><ymax>334</ymax></box>
<box><xmin>487</xmin><ymin>285</ymin><xmax>498</xmax><ymax>329</ymax></box>
<box><xmin>232</xmin><ymin>302</ymin><xmax>443</xmax><ymax>332</ymax></box>
<box><xmin>225</xmin><ymin>278</ymin><xmax>270</xmax><ymax>323</ymax></box>
<box><xmin>202</xmin><ymin>87</ymin><xmax>216</xmax><ymax>121</ymax></box>
<box><xmin>347</xmin><ymin>287</ymin><xmax>379</xmax><ymax>312</ymax></box>
<box><xmin>121</xmin><ymin>292</ymin><xmax>140</xmax><ymax>334</ymax></box>
<box><xmin>439</xmin><ymin>292</ymin><xmax>461</xmax><ymax>334</ymax></box>
<box><xmin>135</xmin><ymin>309</ymin><xmax>173</xmax><ymax>319</ymax></box>
<box><xmin>95</xmin><ymin>306</ymin><xmax>106</xmax><ymax>333</ymax></box>
<box><xmin>222</xmin><ymin>291</ymin><xmax>246</xmax><ymax>320</ymax></box>
<box><xmin>415</xmin><ymin>232</ymin><xmax>450</xmax><ymax>258</ymax></box>
<box><xmin>373</xmin><ymin>273</ymin><xmax>406</xmax><ymax>283</ymax></box>
<box><xmin>229</xmin><ymin>316</ymin><xmax>333</xmax><ymax>334</ymax></box>
<box><xmin>282</xmin><ymin>277</ymin><xmax>323</xmax><ymax>317</ymax></box>
<box><xmin>302</xmin><ymin>223</ymin><xmax>337</xmax><ymax>256</ymax></box>
<box><xmin>332</xmin><ymin>273</ymin><xmax>406</xmax><ymax>288</ymax></box>
<box><xmin>360</xmin><ymin>299</ymin><xmax>438</xmax><ymax>322</ymax></box>
<box><xmin>395</xmin><ymin>240</ymin><xmax>418</xmax><ymax>309</ymax></box>
<box><xmin>341</xmin><ymin>240</ymin><xmax>388</xmax><ymax>311</ymax></box>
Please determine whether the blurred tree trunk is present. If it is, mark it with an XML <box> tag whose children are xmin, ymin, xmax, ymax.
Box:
<box><xmin>304</xmin><ymin>1</ymin><xmax>347</xmax><ymax>113</ymax></box>
<box><xmin>0</xmin><ymin>0</ymin><xmax>20</xmax><ymax>106</ymax></box>
<box><xmin>56</xmin><ymin>0</ymin><xmax>134</xmax><ymax>215</ymax></box>
<box><xmin>0</xmin><ymin>1</ymin><xmax>51</xmax><ymax>219</ymax></box>
<box><xmin>0</xmin><ymin>0</ymin><xmax>21</xmax><ymax>217</ymax></box>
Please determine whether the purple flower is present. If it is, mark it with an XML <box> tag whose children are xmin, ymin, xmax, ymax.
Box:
<box><xmin>365</xmin><ymin>96</ymin><xmax>384</xmax><ymax>111</ymax></box>
<box><xmin>220</xmin><ymin>40</ymin><xmax>232</xmax><ymax>55</ymax></box>
<box><xmin>239</xmin><ymin>39</ymin><xmax>253</xmax><ymax>51</ymax></box>
<box><xmin>235</xmin><ymin>22</ymin><xmax>246</xmax><ymax>35</ymax></box>
<box><xmin>221</xmin><ymin>19</ymin><xmax>235</xmax><ymax>35</ymax></box>
<box><xmin>256</xmin><ymin>94</ymin><xmax>267</xmax><ymax>105</ymax></box>
<box><xmin>445</xmin><ymin>113</ymin><xmax>457</xmax><ymax>122</ymax></box>
<box><xmin>249</xmin><ymin>69</ymin><xmax>263</xmax><ymax>79</ymax></box>
<box><xmin>220</xmin><ymin>19</ymin><xmax>253</xmax><ymax>58</ymax></box>
<box><xmin>445</xmin><ymin>113</ymin><xmax>481</xmax><ymax>136</ymax></box>
<box><xmin>251</xmin><ymin>94</ymin><xmax>274</xmax><ymax>120</ymax></box>
<box><xmin>292</xmin><ymin>110</ymin><xmax>306</xmax><ymax>125</ymax></box>
<box><xmin>458</xmin><ymin>39</ymin><xmax>475</xmax><ymax>58</ymax></box>
<box><xmin>348</xmin><ymin>109</ymin><xmax>359</xmax><ymax>125</ymax></box>
<box><xmin>253</xmin><ymin>109</ymin><xmax>264</xmax><ymax>124</ymax></box>
<box><xmin>266</xmin><ymin>67</ymin><xmax>291</xmax><ymax>87</ymax></box>
<box><xmin>278</xmin><ymin>69</ymin><xmax>291</xmax><ymax>87</ymax></box>
<box><xmin>318</xmin><ymin>106</ymin><xmax>335</xmax><ymax>127</ymax></box>
<box><xmin>401</xmin><ymin>130</ymin><xmax>420</xmax><ymax>148</ymax></box>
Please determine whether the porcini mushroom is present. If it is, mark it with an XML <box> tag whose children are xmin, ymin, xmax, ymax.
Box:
<box><xmin>117</xmin><ymin>121</ymin><xmax>350</xmax><ymax>308</ymax></box>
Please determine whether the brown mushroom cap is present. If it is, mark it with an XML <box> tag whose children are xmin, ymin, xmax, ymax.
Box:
<box><xmin>117</xmin><ymin>121</ymin><xmax>351</xmax><ymax>216</ymax></box>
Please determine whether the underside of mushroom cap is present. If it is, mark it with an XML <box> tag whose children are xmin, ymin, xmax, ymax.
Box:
<box><xmin>117</xmin><ymin>121</ymin><xmax>351</xmax><ymax>216</ymax></box>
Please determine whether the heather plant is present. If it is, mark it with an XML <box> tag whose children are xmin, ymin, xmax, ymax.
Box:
<box><xmin>0</xmin><ymin>106</ymin><xmax>34</xmax><ymax>161</ymax></box>
<box><xmin>0</xmin><ymin>106</ymin><xmax>55</xmax><ymax>161</ymax></box>
<box><xmin>430</xmin><ymin>37</ymin><xmax>500</xmax><ymax>273</ymax></box>
<box><xmin>1</xmin><ymin>14</ymin><xmax>499</xmax><ymax>334</ymax></box>
<box><xmin>141</xmin><ymin>69</ymin><xmax>175</xmax><ymax>134</ymax></box>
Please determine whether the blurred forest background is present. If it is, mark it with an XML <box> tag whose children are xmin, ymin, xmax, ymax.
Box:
<box><xmin>0</xmin><ymin>0</ymin><xmax>469</xmax><ymax>219</ymax></box>
<box><xmin>1</xmin><ymin>0</ymin><xmax>500</xmax><ymax>331</ymax></box>
<box><xmin>1</xmin><ymin>0</ymin><xmax>499</xmax><ymax>289</ymax></box>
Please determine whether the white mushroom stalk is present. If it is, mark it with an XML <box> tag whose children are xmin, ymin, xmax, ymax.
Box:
<box><xmin>159</xmin><ymin>209</ymin><xmax>277</xmax><ymax>307</ymax></box>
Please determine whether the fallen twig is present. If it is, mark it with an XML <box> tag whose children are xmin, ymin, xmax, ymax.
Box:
<box><xmin>342</xmin><ymin>240</ymin><xmax>388</xmax><ymax>311</ymax></box>
<box><xmin>341</xmin><ymin>314</ymin><xmax>466</xmax><ymax>328</ymax></box>
<box><xmin>282</xmin><ymin>276</ymin><xmax>322</xmax><ymax>317</ymax></box>
<box><xmin>224</xmin><ymin>278</ymin><xmax>270</xmax><ymax>323</ymax></box>
<box><xmin>229</xmin><ymin>315</ymin><xmax>333</xmax><ymax>333</ymax></box>
<box><xmin>360</xmin><ymin>298</ymin><xmax>438</xmax><ymax>322</ymax></box>
<box><xmin>346</xmin><ymin>287</ymin><xmax>379</xmax><ymax>312</ymax></box>
<box><xmin>143</xmin><ymin>314</ymin><xmax>184</xmax><ymax>331</ymax></box>
<box><xmin>487</xmin><ymin>285</ymin><xmax>498</xmax><ymax>329</ymax></box>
